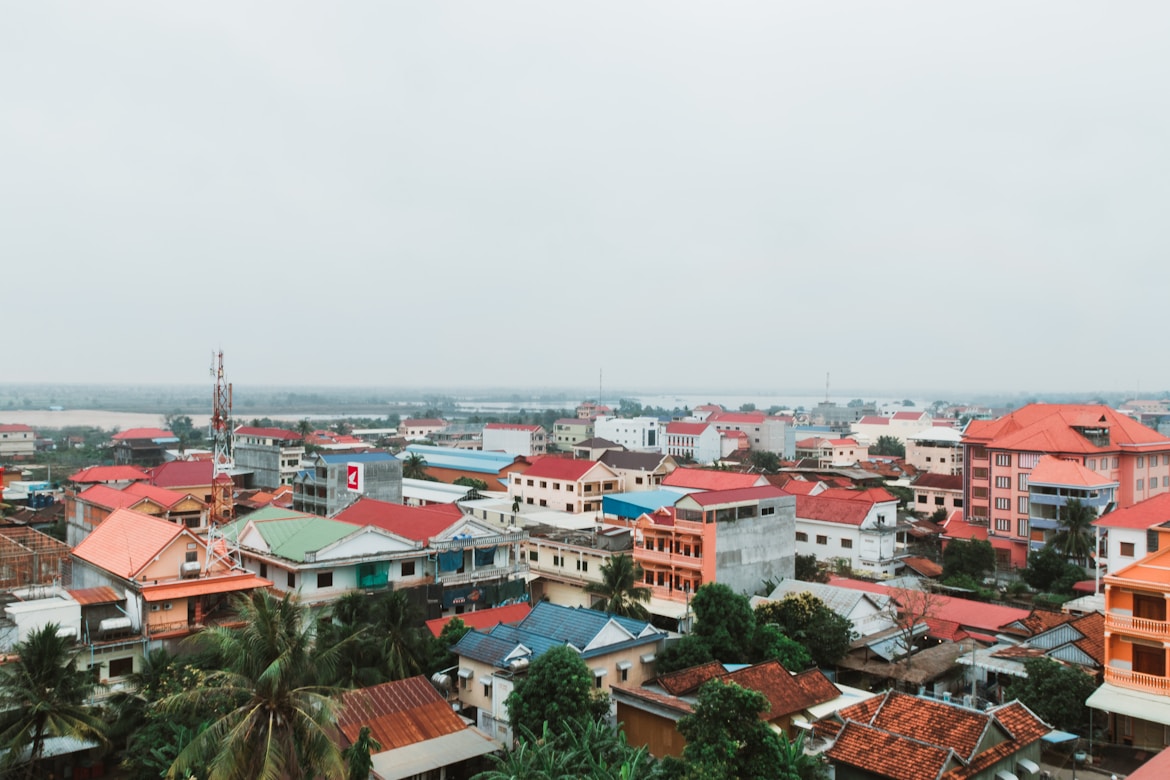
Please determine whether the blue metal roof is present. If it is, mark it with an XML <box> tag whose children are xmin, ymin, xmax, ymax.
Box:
<box><xmin>602</xmin><ymin>490</ymin><xmax>681</xmax><ymax>519</ymax></box>
<box><xmin>319</xmin><ymin>452</ymin><xmax>397</xmax><ymax>464</ymax></box>
<box><xmin>404</xmin><ymin>444</ymin><xmax>519</xmax><ymax>475</ymax></box>
<box><xmin>515</xmin><ymin>601</ymin><xmax>657</xmax><ymax>650</ymax></box>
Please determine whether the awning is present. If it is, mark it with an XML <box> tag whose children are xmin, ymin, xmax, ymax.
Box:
<box><xmin>1086</xmin><ymin>681</ymin><xmax>1170</xmax><ymax>726</ymax></box>
<box><xmin>1042</xmin><ymin>730</ymin><xmax>1080</xmax><ymax>744</ymax></box>
<box><xmin>141</xmin><ymin>573</ymin><xmax>272</xmax><ymax>602</ymax></box>
<box><xmin>370</xmin><ymin>727</ymin><xmax>500</xmax><ymax>780</ymax></box>
<box><xmin>457</xmin><ymin>668</ymin><xmax>474</xmax><ymax>680</ymax></box>
<box><xmin>593</xmin><ymin>668</ymin><xmax>608</xmax><ymax>678</ymax></box>
<box><xmin>994</xmin><ymin>772</ymin><xmax>1018</xmax><ymax>780</ymax></box>
<box><xmin>640</xmin><ymin>653</ymin><xmax>656</xmax><ymax>664</ymax></box>
<box><xmin>1016</xmin><ymin>757</ymin><xmax>1040</xmax><ymax>776</ymax></box>
<box><xmin>616</xmin><ymin>661</ymin><xmax>633</xmax><ymax>671</ymax></box>
<box><xmin>478</xmin><ymin>677</ymin><xmax>493</xmax><ymax>687</ymax></box>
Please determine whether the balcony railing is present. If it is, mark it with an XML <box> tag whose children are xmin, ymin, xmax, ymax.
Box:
<box><xmin>438</xmin><ymin>562</ymin><xmax>529</xmax><ymax>586</ymax></box>
<box><xmin>1105</xmin><ymin>667</ymin><xmax>1170</xmax><ymax>695</ymax></box>
<box><xmin>1105</xmin><ymin>613</ymin><xmax>1170</xmax><ymax>640</ymax></box>
<box><xmin>433</xmin><ymin>531</ymin><xmax>526</xmax><ymax>550</ymax></box>
<box><xmin>635</xmin><ymin>548</ymin><xmax>703</xmax><ymax>570</ymax></box>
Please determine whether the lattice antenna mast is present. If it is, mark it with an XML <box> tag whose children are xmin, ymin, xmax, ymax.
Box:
<box><xmin>210</xmin><ymin>350</ymin><xmax>235</xmax><ymax>524</ymax></box>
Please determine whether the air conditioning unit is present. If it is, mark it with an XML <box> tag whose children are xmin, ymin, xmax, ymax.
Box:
<box><xmin>180</xmin><ymin>561</ymin><xmax>201</xmax><ymax>579</ymax></box>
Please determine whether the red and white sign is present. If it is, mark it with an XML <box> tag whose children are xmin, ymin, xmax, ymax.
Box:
<box><xmin>346</xmin><ymin>462</ymin><xmax>364</xmax><ymax>493</ymax></box>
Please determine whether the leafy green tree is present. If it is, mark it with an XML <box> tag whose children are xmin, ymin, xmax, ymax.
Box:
<box><xmin>751</xmin><ymin>624</ymin><xmax>812</xmax><ymax>670</ymax></box>
<box><xmin>317</xmin><ymin>590</ymin><xmax>429</xmax><ymax>686</ymax></box>
<box><xmin>942</xmin><ymin>538</ymin><xmax>995</xmax><ymax>581</ymax></box>
<box><xmin>755</xmin><ymin>592</ymin><xmax>855</xmax><ymax>667</ymax></box>
<box><xmin>776</xmin><ymin>730</ymin><xmax>830</xmax><ymax>780</ymax></box>
<box><xmin>873</xmin><ymin>435</ymin><xmax>905</xmax><ymax>458</ymax></box>
<box><xmin>930</xmin><ymin>506</ymin><xmax>949</xmax><ymax>524</ymax></box>
<box><xmin>474</xmin><ymin>720</ymin><xmax>655</xmax><ymax>780</ymax></box>
<box><xmin>585</xmin><ymin>554</ymin><xmax>652</xmax><ymax>619</ymax></box>
<box><xmin>401</xmin><ymin>453</ymin><xmax>429</xmax><ymax>480</ymax></box>
<box><xmin>1049</xmin><ymin>498</ymin><xmax>1096</xmax><ymax>565</ymax></box>
<box><xmin>1022</xmin><ymin>546</ymin><xmax>1085</xmax><ymax>594</ymax></box>
<box><xmin>1005</xmin><ymin>658</ymin><xmax>1098</xmax><ymax>732</ymax></box>
<box><xmin>749</xmin><ymin>450</ymin><xmax>781</xmax><ymax>473</ymax></box>
<box><xmin>343</xmin><ymin>726</ymin><xmax>382</xmax><ymax>780</ymax></box>
<box><xmin>427</xmin><ymin>617</ymin><xmax>471</xmax><ymax>676</ymax></box>
<box><xmin>505</xmin><ymin>645</ymin><xmax>609</xmax><ymax>737</ymax></box>
<box><xmin>162</xmin><ymin>590</ymin><xmax>354</xmax><ymax>780</ymax></box>
<box><xmin>0</xmin><ymin>623</ymin><xmax>107</xmax><ymax>779</ymax></box>
<box><xmin>654</xmin><ymin>635</ymin><xmax>714</xmax><ymax>675</ymax></box>
<box><xmin>296</xmin><ymin>418</ymin><xmax>313</xmax><ymax>438</ymax></box>
<box><xmin>795</xmin><ymin>553</ymin><xmax>830</xmax><ymax>583</ymax></box>
<box><xmin>661</xmin><ymin>680</ymin><xmax>783</xmax><ymax>780</ymax></box>
<box><xmin>691</xmin><ymin>583</ymin><xmax>756</xmax><ymax>663</ymax></box>
<box><xmin>453</xmin><ymin>476</ymin><xmax>489</xmax><ymax>491</ymax></box>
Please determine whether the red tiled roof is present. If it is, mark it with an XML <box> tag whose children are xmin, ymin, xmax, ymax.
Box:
<box><xmin>942</xmin><ymin>514</ymin><xmax>988</xmax><ymax>541</ymax></box>
<box><xmin>112</xmin><ymin>428</ymin><xmax>174</xmax><ymax>441</ymax></box>
<box><xmin>334</xmin><ymin>497</ymin><xmax>463</xmax><ymax>543</ymax></box>
<box><xmin>124</xmin><ymin>482</ymin><xmax>199</xmax><ymax>508</ymax></box>
<box><xmin>609</xmin><ymin>683</ymin><xmax>694</xmax><ymax>716</ymax></box>
<box><xmin>67</xmin><ymin>465</ymin><xmax>151</xmax><ymax>484</ymax></box>
<box><xmin>772</xmin><ymin>477</ymin><xmax>822</xmax><ymax>495</ymax></box>
<box><xmin>707</xmin><ymin>411</ymin><xmax>766</xmax><ymax>424</ymax></box>
<box><xmin>1029</xmin><ymin>455</ymin><xmax>1117</xmax><ymax>488</ymax></box>
<box><xmin>721</xmin><ymin>661</ymin><xmax>838</xmax><ymax>719</ymax></box>
<box><xmin>657</xmin><ymin>660</ymin><xmax>725</xmax><ymax>695</ymax></box>
<box><xmin>425</xmin><ymin>603</ymin><xmax>532</xmax><ymax>637</ymax></box>
<box><xmin>828</xmin><ymin>720</ymin><xmax>954</xmax><ymax>780</ymax></box>
<box><xmin>72</xmin><ymin>508</ymin><xmax>185</xmax><ymax>579</ymax></box>
<box><xmin>0</xmin><ymin>424</ymin><xmax>34</xmax><ymax>433</ymax></box>
<box><xmin>1068</xmin><ymin>612</ymin><xmax>1105</xmax><ymax>666</ymax></box>
<box><xmin>914</xmin><ymin>473</ymin><xmax>963</xmax><ymax>491</ymax></box>
<box><xmin>336</xmin><ymin>676</ymin><xmax>466</xmax><ymax>751</ymax></box>
<box><xmin>666</xmin><ymin>422</ymin><xmax>711</xmax><ymax>435</ymax></box>
<box><xmin>233</xmin><ymin>426</ymin><xmax>303</xmax><ymax>441</ymax></box>
<box><xmin>76</xmin><ymin>484</ymin><xmax>150</xmax><ymax>511</ymax></box>
<box><xmin>901</xmin><ymin>556</ymin><xmax>943</xmax><ymax>578</ymax></box>
<box><xmin>964</xmin><ymin>404</ymin><xmax>1170</xmax><ymax>453</ymax></box>
<box><xmin>829</xmin><ymin>577</ymin><xmax>1029</xmax><ymax>634</ymax></box>
<box><xmin>148</xmin><ymin>460</ymin><xmax>214</xmax><ymax>487</ymax></box>
<box><xmin>522</xmin><ymin>456</ymin><xmax>610</xmax><ymax>481</ymax></box>
<box><xmin>661</xmin><ymin>468</ymin><xmax>767</xmax><ymax>491</ymax></box>
<box><xmin>892</xmin><ymin>411</ymin><xmax>926</xmax><ymax>421</ymax></box>
<box><xmin>829</xmin><ymin>438</ymin><xmax>859</xmax><ymax>446</ymax></box>
<box><xmin>681</xmin><ymin>485</ymin><xmax>788</xmax><ymax>507</ymax></box>
<box><xmin>819</xmin><ymin>486</ymin><xmax>897</xmax><ymax>503</ymax></box>
<box><xmin>856</xmin><ymin>416</ymin><xmax>889</xmax><ymax>425</ymax></box>
<box><xmin>1000</xmin><ymin>609</ymin><xmax>1073</xmax><ymax>638</ymax></box>
<box><xmin>795</xmin><ymin>495</ymin><xmax>872</xmax><ymax>526</ymax></box>
<box><xmin>401</xmin><ymin>418</ymin><xmax>446</xmax><ymax>428</ymax></box>
<box><xmin>1095</xmin><ymin>492</ymin><xmax>1170</xmax><ymax>530</ymax></box>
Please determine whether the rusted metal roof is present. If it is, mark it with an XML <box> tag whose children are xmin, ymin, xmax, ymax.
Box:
<box><xmin>67</xmin><ymin>586</ymin><xmax>122</xmax><ymax>606</ymax></box>
<box><xmin>336</xmin><ymin>676</ymin><xmax>466</xmax><ymax>751</ymax></box>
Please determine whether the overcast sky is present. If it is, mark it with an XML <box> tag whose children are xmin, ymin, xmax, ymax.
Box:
<box><xmin>3</xmin><ymin>3</ymin><xmax>1168</xmax><ymax>397</ymax></box>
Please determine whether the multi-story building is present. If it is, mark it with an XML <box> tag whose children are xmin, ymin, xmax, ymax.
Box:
<box><xmin>705</xmin><ymin>411</ymin><xmax>796</xmax><ymax>458</ymax></box>
<box><xmin>594</xmin><ymin>416</ymin><xmax>662</xmax><ymax>452</ymax></box>
<box><xmin>794</xmin><ymin>487</ymin><xmax>902</xmax><ymax>577</ymax></box>
<box><xmin>550</xmin><ymin>417</ymin><xmax>595</xmax><ymax>452</ymax></box>
<box><xmin>912</xmin><ymin>473</ymin><xmax>964</xmax><ymax>519</ymax></box>
<box><xmin>232</xmin><ymin>425</ymin><xmax>305</xmax><ymax>489</ymax></box>
<box><xmin>399</xmin><ymin>418</ymin><xmax>448</xmax><ymax>441</ymax></box>
<box><xmin>1089</xmin><ymin>527</ymin><xmax>1170</xmax><ymax>749</ymax></box>
<box><xmin>64</xmin><ymin>482</ymin><xmax>208</xmax><ymax>545</ymax></box>
<box><xmin>850</xmin><ymin>410</ymin><xmax>943</xmax><ymax>446</ymax></box>
<box><xmin>598</xmin><ymin>450</ymin><xmax>678</xmax><ymax>492</ymax></box>
<box><xmin>0</xmin><ymin>424</ymin><xmax>36</xmax><ymax>459</ymax></box>
<box><xmin>401</xmin><ymin>444</ymin><xmax>529</xmax><ymax>488</ymax></box>
<box><xmin>963</xmin><ymin>404</ymin><xmax>1170</xmax><ymax>569</ymax></box>
<box><xmin>1093</xmin><ymin>493</ymin><xmax>1170</xmax><ymax>578</ymax></box>
<box><xmin>1026</xmin><ymin>455</ymin><xmax>1120</xmax><ymax>550</ymax></box>
<box><xmin>292</xmin><ymin>451</ymin><xmax>402</xmax><ymax>517</ymax></box>
<box><xmin>629</xmin><ymin>486</ymin><xmax>796</xmax><ymax>611</ymax></box>
<box><xmin>810</xmin><ymin>401</ymin><xmax>876</xmax><ymax>433</ymax></box>
<box><xmin>508</xmin><ymin>457</ymin><xmax>622</xmax><ymax>514</ymax></box>
<box><xmin>905</xmin><ymin>427</ymin><xmax>964</xmax><ymax>476</ymax></box>
<box><xmin>663</xmin><ymin>422</ymin><xmax>724</xmax><ymax>464</ymax></box>
<box><xmin>481</xmin><ymin>423</ymin><xmax>547</xmax><ymax>457</ymax></box>
<box><xmin>794</xmin><ymin>437</ymin><xmax>868</xmax><ymax>468</ymax></box>
<box><xmin>112</xmin><ymin>428</ymin><xmax>179</xmax><ymax>467</ymax></box>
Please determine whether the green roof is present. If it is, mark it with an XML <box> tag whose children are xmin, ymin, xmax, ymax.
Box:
<box><xmin>229</xmin><ymin>506</ymin><xmax>355</xmax><ymax>562</ymax></box>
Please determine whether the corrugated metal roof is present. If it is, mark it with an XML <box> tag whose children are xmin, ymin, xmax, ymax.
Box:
<box><xmin>141</xmin><ymin>573</ymin><xmax>271</xmax><ymax>602</ymax></box>
<box><xmin>251</xmin><ymin>517</ymin><xmax>356</xmax><ymax>562</ymax></box>
<box><xmin>67</xmin><ymin>586</ymin><xmax>122</xmax><ymax>606</ymax></box>
<box><xmin>336</xmin><ymin>676</ymin><xmax>466</xmax><ymax>751</ymax></box>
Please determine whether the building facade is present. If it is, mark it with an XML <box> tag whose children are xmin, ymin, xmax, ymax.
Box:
<box><xmin>233</xmin><ymin>426</ymin><xmax>306</xmax><ymax>489</ymax></box>
<box><xmin>292</xmin><ymin>451</ymin><xmax>403</xmax><ymax>517</ymax></box>
<box><xmin>594</xmin><ymin>416</ymin><xmax>662</xmax><ymax>452</ymax></box>
<box><xmin>481</xmin><ymin>423</ymin><xmax>547</xmax><ymax>457</ymax></box>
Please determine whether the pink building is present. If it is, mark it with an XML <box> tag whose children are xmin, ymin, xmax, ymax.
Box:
<box><xmin>508</xmin><ymin>456</ymin><xmax>621</xmax><ymax>513</ymax></box>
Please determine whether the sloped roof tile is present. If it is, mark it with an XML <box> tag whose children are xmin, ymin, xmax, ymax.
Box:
<box><xmin>71</xmin><ymin>508</ymin><xmax>185</xmax><ymax>579</ymax></box>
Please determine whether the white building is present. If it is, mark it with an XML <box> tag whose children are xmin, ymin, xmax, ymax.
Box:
<box><xmin>481</xmin><ymin>423</ymin><xmax>547</xmax><ymax>457</ymax></box>
<box><xmin>793</xmin><ymin>487</ymin><xmax>902</xmax><ymax>577</ymax></box>
<box><xmin>594</xmin><ymin>416</ymin><xmax>662</xmax><ymax>452</ymax></box>
<box><xmin>1093</xmin><ymin>493</ymin><xmax>1170</xmax><ymax>579</ymax></box>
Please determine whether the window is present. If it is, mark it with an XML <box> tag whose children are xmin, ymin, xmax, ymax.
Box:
<box><xmin>995</xmin><ymin>498</ymin><xmax>1010</xmax><ymax>510</ymax></box>
<box><xmin>539</xmin><ymin>499</ymin><xmax>547</xmax><ymax>507</ymax></box>
<box><xmin>1139</xmin><ymin>456</ymin><xmax>1145</xmax><ymax>468</ymax></box>
<box><xmin>259</xmin><ymin>562</ymin><xmax>268</xmax><ymax>579</ymax></box>
<box><xmin>972</xmin><ymin>467</ymin><xmax>988</xmax><ymax>479</ymax></box>
<box><xmin>761</xmin><ymin>505</ymin><xmax>775</xmax><ymax>516</ymax></box>
<box><xmin>995</xmin><ymin>454</ymin><xmax>1011</xmax><ymax>466</ymax></box>
<box><xmin>287</xmin><ymin>572</ymin><xmax>296</xmax><ymax>588</ymax></box>
<box><xmin>996</xmin><ymin>518</ymin><xmax>1011</xmax><ymax>532</ymax></box>
<box><xmin>636</xmin><ymin>477</ymin><xmax>644</xmax><ymax>485</ymax></box>
<box><xmin>553</xmin><ymin>555</ymin><xmax>563</xmax><ymax>566</ymax></box>
<box><xmin>841</xmin><ymin>538</ymin><xmax>853</xmax><ymax>549</ymax></box>
<box><xmin>1018</xmin><ymin>473</ymin><xmax>1029</xmax><ymax>491</ymax></box>
<box><xmin>526</xmin><ymin>479</ymin><xmax>534</xmax><ymax>487</ymax></box>
<box><xmin>1017</xmin><ymin>518</ymin><xmax>1029</xmax><ymax>537</ymax></box>
<box><xmin>540</xmin><ymin>481</ymin><xmax>547</xmax><ymax>488</ymax></box>
<box><xmin>1164</xmin><ymin>476</ymin><xmax>1169</xmax><ymax>488</ymax></box>
<box><xmin>917</xmin><ymin>495</ymin><xmax>928</xmax><ymax>504</ymax></box>
<box><xmin>620</xmin><ymin>667</ymin><xmax>629</xmax><ymax>682</ymax></box>
<box><xmin>816</xmin><ymin>535</ymin><xmax>828</xmax><ymax>545</ymax></box>
<box><xmin>109</xmin><ymin>657</ymin><xmax>134</xmax><ymax>678</ymax></box>
<box><xmin>1114</xmin><ymin>457</ymin><xmax>1120</xmax><ymax>468</ymax></box>
<box><xmin>526</xmin><ymin>497</ymin><xmax>534</xmax><ymax>505</ymax></box>
<box><xmin>796</xmin><ymin>532</ymin><xmax>808</xmax><ymax>542</ymax></box>
<box><xmin>317</xmin><ymin>572</ymin><xmax>333</xmax><ymax>589</ymax></box>
<box><xmin>1138</xmin><ymin>479</ymin><xmax>1145</xmax><ymax>491</ymax></box>
<box><xmin>1088</xmin><ymin>458</ymin><xmax>1096</xmax><ymax>469</ymax></box>
<box><xmin>566</xmin><ymin>503</ymin><xmax>573</xmax><ymax>512</ymax></box>
<box><xmin>995</xmin><ymin>476</ymin><xmax>1010</xmax><ymax>489</ymax></box>
<box><xmin>402</xmin><ymin>561</ymin><xmax>416</xmax><ymax>576</ymax></box>
<box><xmin>1120</xmin><ymin>542</ymin><xmax>1136</xmax><ymax>557</ymax></box>
<box><xmin>185</xmin><ymin>550</ymin><xmax>198</xmax><ymax>563</ymax></box>
<box><xmin>528</xmin><ymin>550</ymin><xmax>538</xmax><ymax>562</ymax></box>
<box><xmin>1165</xmin><ymin>455</ymin><xmax>1170</xmax><ymax>466</ymax></box>
<box><xmin>1018</xmin><ymin>496</ymin><xmax>1029</xmax><ymax>514</ymax></box>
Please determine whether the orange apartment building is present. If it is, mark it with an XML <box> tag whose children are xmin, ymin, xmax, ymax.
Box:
<box><xmin>1090</xmin><ymin>525</ymin><xmax>1170</xmax><ymax>750</ymax></box>
<box><xmin>963</xmin><ymin>404</ymin><xmax>1170</xmax><ymax>569</ymax></box>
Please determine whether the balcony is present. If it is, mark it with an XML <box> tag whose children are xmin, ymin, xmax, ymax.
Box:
<box><xmin>438</xmin><ymin>562</ymin><xmax>529</xmax><ymax>587</ymax></box>
<box><xmin>635</xmin><ymin>547</ymin><xmax>703</xmax><ymax>570</ymax></box>
<box><xmin>1105</xmin><ymin>666</ymin><xmax>1170</xmax><ymax>695</ymax></box>
<box><xmin>1105</xmin><ymin>613</ymin><xmax>1170</xmax><ymax>640</ymax></box>
<box><xmin>433</xmin><ymin>531</ymin><xmax>526</xmax><ymax>550</ymax></box>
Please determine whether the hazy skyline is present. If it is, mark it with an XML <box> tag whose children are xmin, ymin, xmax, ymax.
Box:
<box><xmin>4</xmin><ymin>3</ymin><xmax>1168</xmax><ymax>395</ymax></box>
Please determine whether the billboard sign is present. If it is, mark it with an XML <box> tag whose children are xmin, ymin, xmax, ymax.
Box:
<box><xmin>346</xmin><ymin>462</ymin><xmax>364</xmax><ymax>493</ymax></box>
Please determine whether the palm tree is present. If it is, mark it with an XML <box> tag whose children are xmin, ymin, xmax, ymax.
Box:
<box><xmin>1049</xmin><ymin>497</ymin><xmax>1096</xmax><ymax>565</ymax></box>
<box><xmin>401</xmin><ymin>453</ymin><xmax>428</xmax><ymax>480</ymax></box>
<box><xmin>372</xmin><ymin>590</ymin><xmax>429</xmax><ymax>681</ymax></box>
<box><xmin>342</xmin><ymin>725</ymin><xmax>382</xmax><ymax>780</ymax></box>
<box><xmin>0</xmin><ymin>623</ymin><xmax>107</xmax><ymax>779</ymax></box>
<box><xmin>585</xmin><ymin>554</ymin><xmax>652</xmax><ymax>620</ymax></box>
<box><xmin>162</xmin><ymin>590</ymin><xmax>354</xmax><ymax>780</ymax></box>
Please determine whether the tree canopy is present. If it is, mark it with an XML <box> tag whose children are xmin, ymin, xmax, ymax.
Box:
<box><xmin>942</xmin><ymin>538</ymin><xmax>995</xmax><ymax>581</ymax></box>
<box><xmin>1021</xmin><ymin>546</ymin><xmax>1086</xmax><ymax>594</ymax></box>
<box><xmin>585</xmin><ymin>553</ymin><xmax>652</xmax><ymax>619</ymax></box>
<box><xmin>505</xmin><ymin>645</ymin><xmax>609</xmax><ymax>737</ymax></box>
<box><xmin>691</xmin><ymin>583</ymin><xmax>756</xmax><ymax>663</ymax></box>
<box><xmin>1049</xmin><ymin>498</ymin><xmax>1096</xmax><ymax>564</ymax></box>
<box><xmin>873</xmin><ymin>435</ymin><xmax>905</xmax><ymax>458</ymax></box>
<box><xmin>662</xmin><ymin>680</ymin><xmax>783</xmax><ymax>780</ymax></box>
<box><xmin>754</xmin><ymin>592</ymin><xmax>855</xmax><ymax>667</ymax></box>
<box><xmin>1005</xmin><ymin>658</ymin><xmax>1098</xmax><ymax>732</ymax></box>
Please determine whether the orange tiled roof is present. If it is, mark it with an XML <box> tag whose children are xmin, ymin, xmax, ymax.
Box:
<box><xmin>1029</xmin><ymin>455</ymin><xmax>1117</xmax><ymax>488</ymax></box>
<box><xmin>124</xmin><ymin>482</ymin><xmax>199</xmax><ymax>508</ymax></box>
<box><xmin>336</xmin><ymin>676</ymin><xmax>466</xmax><ymax>751</ymax></box>
<box><xmin>964</xmin><ymin>404</ymin><xmax>1170</xmax><ymax>453</ymax></box>
<box><xmin>425</xmin><ymin>603</ymin><xmax>532</xmax><ymax>637</ymax></box>
<box><xmin>67</xmin><ymin>586</ymin><xmax>122</xmax><ymax>606</ymax></box>
<box><xmin>334</xmin><ymin>497</ymin><xmax>463</xmax><ymax>543</ymax></box>
<box><xmin>661</xmin><ymin>468</ymin><xmax>767</xmax><ymax>491</ymax></box>
<box><xmin>901</xmin><ymin>556</ymin><xmax>943</xmax><ymax>578</ymax></box>
<box><xmin>656</xmin><ymin>661</ymin><xmax>725</xmax><ymax>695</ymax></box>
<box><xmin>1000</xmin><ymin>609</ymin><xmax>1074</xmax><ymax>638</ymax></box>
<box><xmin>1095</xmin><ymin>492</ymin><xmax>1170</xmax><ymax>530</ymax></box>
<box><xmin>827</xmin><ymin>720</ymin><xmax>955</xmax><ymax>780</ymax></box>
<box><xmin>720</xmin><ymin>660</ymin><xmax>837</xmax><ymax>720</ymax></box>
<box><xmin>67</xmin><ymin>465</ymin><xmax>151</xmax><ymax>484</ymax></box>
<box><xmin>76</xmin><ymin>484</ymin><xmax>150</xmax><ymax>511</ymax></box>
<box><xmin>71</xmin><ymin>508</ymin><xmax>185</xmax><ymax>579</ymax></box>
<box><xmin>522</xmin><ymin>456</ymin><xmax>609</xmax><ymax>481</ymax></box>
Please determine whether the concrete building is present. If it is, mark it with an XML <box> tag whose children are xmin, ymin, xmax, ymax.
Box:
<box><xmin>794</xmin><ymin>437</ymin><xmax>868</xmax><ymax>468</ymax></box>
<box><xmin>905</xmin><ymin>426</ymin><xmax>964</xmax><ymax>476</ymax></box>
<box><xmin>598</xmin><ymin>450</ymin><xmax>678</xmax><ymax>492</ymax></box>
<box><xmin>912</xmin><ymin>473</ymin><xmax>964</xmax><ymax>519</ymax></box>
<box><xmin>594</xmin><ymin>416</ymin><xmax>662</xmax><ymax>452</ymax></box>
<box><xmin>550</xmin><ymin>417</ymin><xmax>595</xmax><ymax>452</ymax></box>
<box><xmin>963</xmin><ymin>404</ymin><xmax>1170</xmax><ymax>569</ymax></box>
<box><xmin>794</xmin><ymin>487</ymin><xmax>902</xmax><ymax>577</ymax></box>
<box><xmin>508</xmin><ymin>457</ymin><xmax>622</xmax><ymax>514</ymax></box>
<box><xmin>399</xmin><ymin>418</ymin><xmax>448</xmax><ymax>441</ymax></box>
<box><xmin>705</xmin><ymin>411</ymin><xmax>796</xmax><ymax>458</ymax></box>
<box><xmin>810</xmin><ymin>401</ymin><xmax>876</xmax><ymax>433</ymax></box>
<box><xmin>663</xmin><ymin>422</ymin><xmax>724</xmax><ymax>464</ymax></box>
<box><xmin>112</xmin><ymin>427</ymin><xmax>179</xmax><ymax>467</ymax></box>
<box><xmin>292</xmin><ymin>451</ymin><xmax>402</xmax><ymax>517</ymax></box>
<box><xmin>481</xmin><ymin>423</ymin><xmax>547</xmax><ymax>457</ymax></box>
<box><xmin>232</xmin><ymin>426</ymin><xmax>306</xmax><ymax>489</ymax></box>
<box><xmin>850</xmin><ymin>410</ymin><xmax>944</xmax><ymax>446</ymax></box>
<box><xmin>0</xmin><ymin>424</ymin><xmax>36</xmax><ymax>459</ymax></box>
<box><xmin>1092</xmin><ymin>492</ymin><xmax>1170</xmax><ymax>579</ymax></box>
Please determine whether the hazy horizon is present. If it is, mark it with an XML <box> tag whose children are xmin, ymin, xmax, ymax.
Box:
<box><xmin>4</xmin><ymin>3</ymin><xmax>1168</xmax><ymax>393</ymax></box>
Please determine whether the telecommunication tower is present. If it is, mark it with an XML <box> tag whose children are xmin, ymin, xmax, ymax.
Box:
<box><xmin>210</xmin><ymin>350</ymin><xmax>235</xmax><ymax>524</ymax></box>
